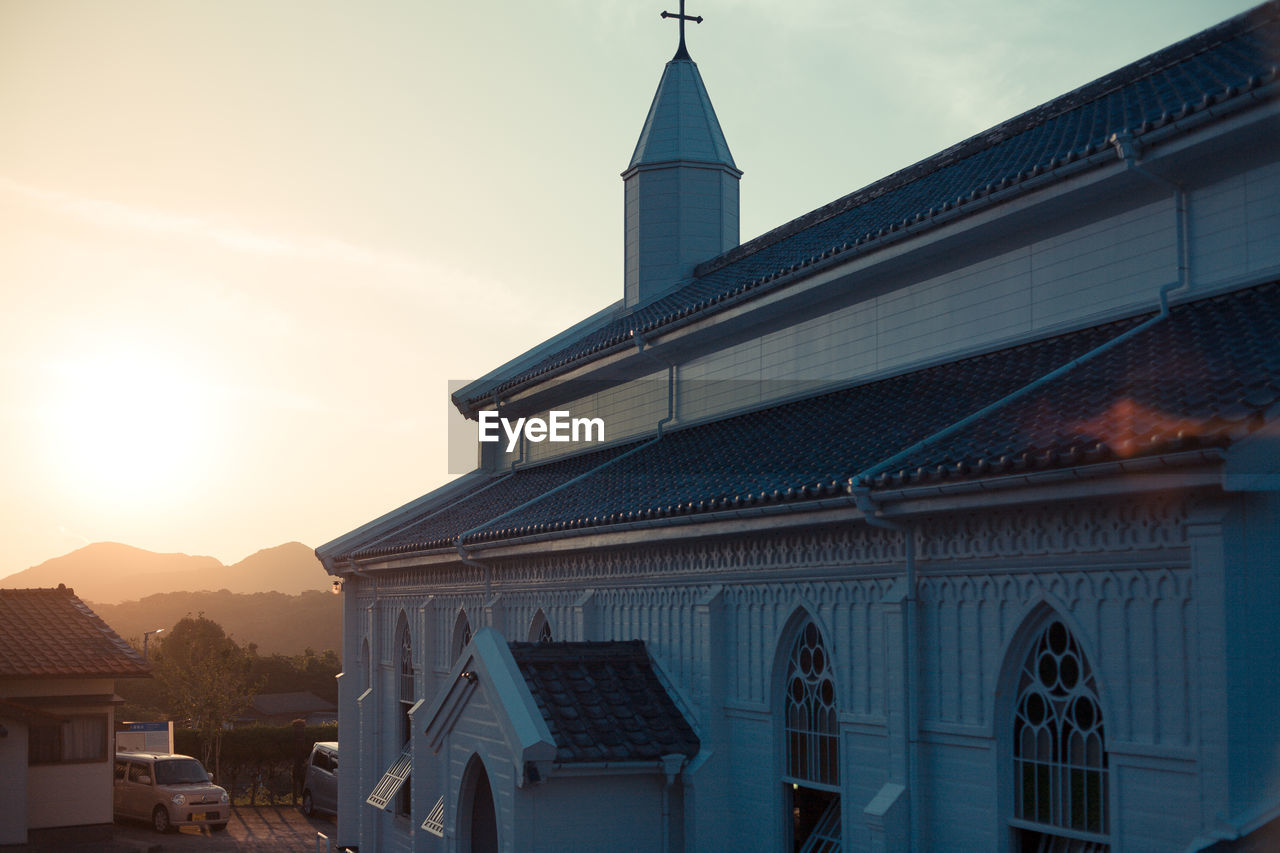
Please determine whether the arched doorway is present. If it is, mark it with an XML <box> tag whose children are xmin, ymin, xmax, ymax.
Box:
<box><xmin>459</xmin><ymin>755</ymin><xmax>498</xmax><ymax>853</ymax></box>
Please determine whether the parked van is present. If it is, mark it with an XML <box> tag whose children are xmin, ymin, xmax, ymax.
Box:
<box><xmin>302</xmin><ymin>741</ymin><xmax>338</xmax><ymax>817</ymax></box>
<box><xmin>113</xmin><ymin>752</ymin><xmax>230</xmax><ymax>833</ymax></box>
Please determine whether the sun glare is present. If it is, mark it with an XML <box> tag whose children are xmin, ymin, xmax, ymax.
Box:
<box><xmin>42</xmin><ymin>347</ymin><xmax>215</xmax><ymax>504</ymax></box>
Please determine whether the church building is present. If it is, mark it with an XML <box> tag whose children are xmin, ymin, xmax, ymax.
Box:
<box><xmin>318</xmin><ymin>4</ymin><xmax>1280</xmax><ymax>851</ymax></box>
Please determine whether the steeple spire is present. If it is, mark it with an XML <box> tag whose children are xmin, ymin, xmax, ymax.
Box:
<box><xmin>622</xmin><ymin>5</ymin><xmax>741</xmax><ymax>308</ymax></box>
<box><xmin>660</xmin><ymin>1</ymin><xmax>703</xmax><ymax>61</ymax></box>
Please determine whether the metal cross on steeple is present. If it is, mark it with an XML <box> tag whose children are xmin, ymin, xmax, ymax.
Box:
<box><xmin>660</xmin><ymin>1</ymin><xmax>703</xmax><ymax>61</ymax></box>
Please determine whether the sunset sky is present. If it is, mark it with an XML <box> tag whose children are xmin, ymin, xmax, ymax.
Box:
<box><xmin>0</xmin><ymin>0</ymin><xmax>1255</xmax><ymax>579</ymax></box>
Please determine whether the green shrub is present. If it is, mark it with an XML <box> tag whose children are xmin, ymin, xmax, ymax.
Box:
<box><xmin>175</xmin><ymin>723</ymin><xmax>338</xmax><ymax>805</ymax></box>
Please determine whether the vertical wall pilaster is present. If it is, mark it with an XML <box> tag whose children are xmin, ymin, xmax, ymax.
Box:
<box><xmin>1188</xmin><ymin>498</ymin><xmax>1231</xmax><ymax>836</ymax></box>
<box><xmin>573</xmin><ymin>589</ymin><xmax>597</xmax><ymax>641</ymax></box>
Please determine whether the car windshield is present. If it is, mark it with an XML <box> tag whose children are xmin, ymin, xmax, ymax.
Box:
<box><xmin>154</xmin><ymin>758</ymin><xmax>210</xmax><ymax>785</ymax></box>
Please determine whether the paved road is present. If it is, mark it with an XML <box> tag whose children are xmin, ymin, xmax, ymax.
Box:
<box><xmin>18</xmin><ymin>806</ymin><xmax>342</xmax><ymax>853</ymax></box>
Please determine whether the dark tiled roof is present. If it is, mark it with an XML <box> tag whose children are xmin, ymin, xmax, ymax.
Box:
<box><xmin>248</xmin><ymin>691</ymin><xmax>337</xmax><ymax>716</ymax></box>
<box><xmin>509</xmin><ymin>640</ymin><xmax>699</xmax><ymax>764</ymax></box>
<box><xmin>0</xmin><ymin>585</ymin><xmax>150</xmax><ymax>679</ymax></box>
<box><xmin>460</xmin><ymin>2</ymin><xmax>1280</xmax><ymax>411</ymax></box>
<box><xmin>352</xmin><ymin>441</ymin><xmax>640</xmax><ymax>557</ymax></box>
<box><xmin>337</xmin><ymin>281</ymin><xmax>1280</xmax><ymax>559</ymax></box>
<box><xmin>462</xmin><ymin>317</ymin><xmax>1143</xmax><ymax>544</ymax></box>
<box><xmin>872</xmin><ymin>282</ymin><xmax>1280</xmax><ymax>487</ymax></box>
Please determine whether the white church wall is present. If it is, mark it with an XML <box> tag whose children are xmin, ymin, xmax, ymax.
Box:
<box><xmin>518</xmin><ymin>774</ymin><xmax>668</xmax><ymax>853</ymax></box>
<box><xmin>1192</xmin><ymin>159</ymin><xmax>1280</xmax><ymax>283</ymax></box>
<box><xmin>508</xmin><ymin>367</ymin><xmax>668</xmax><ymax>466</ymax></box>
<box><xmin>341</xmin><ymin>490</ymin><xmax>1242</xmax><ymax>850</ymax></box>
<box><xmin>1224</xmin><ymin>489</ymin><xmax>1280</xmax><ymax>820</ymax></box>
<box><xmin>722</xmin><ymin>710</ymin><xmax>785</xmax><ymax>851</ymax></box>
<box><xmin>915</xmin><ymin>737</ymin><xmax>1000</xmax><ymax>852</ymax></box>
<box><xmin>445</xmin><ymin>691</ymin><xmax>518</xmax><ymax>853</ymax></box>
<box><xmin>684</xmin><ymin>194</ymin><xmax>1173</xmax><ymax>411</ymax></box>
<box><xmin>1109</xmin><ymin>760</ymin><xmax>1202</xmax><ymax>853</ymax></box>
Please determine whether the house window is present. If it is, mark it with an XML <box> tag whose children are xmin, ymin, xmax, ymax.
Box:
<box><xmin>397</xmin><ymin>620</ymin><xmax>414</xmax><ymax>816</ymax></box>
<box><xmin>1011</xmin><ymin>619</ymin><xmax>1109</xmax><ymax>851</ymax></box>
<box><xmin>29</xmin><ymin>714</ymin><xmax>108</xmax><ymax>764</ymax></box>
<box><xmin>782</xmin><ymin>619</ymin><xmax>841</xmax><ymax>852</ymax></box>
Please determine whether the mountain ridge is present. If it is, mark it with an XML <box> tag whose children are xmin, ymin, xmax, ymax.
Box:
<box><xmin>91</xmin><ymin>589</ymin><xmax>341</xmax><ymax>657</ymax></box>
<box><xmin>0</xmin><ymin>541</ymin><xmax>329</xmax><ymax>604</ymax></box>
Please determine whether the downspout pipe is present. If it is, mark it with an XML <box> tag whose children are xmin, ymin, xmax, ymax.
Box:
<box><xmin>850</xmin><ymin>487</ymin><xmax>918</xmax><ymax>849</ymax></box>
<box><xmin>634</xmin><ymin>331</ymin><xmax>678</xmax><ymax>440</ymax></box>
<box><xmin>660</xmin><ymin>753</ymin><xmax>686</xmax><ymax>853</ymax></box>
<box><xmin>454</xmin><ymin>334</ymin><xmax>677</xmax><ymax>600</ymax></box>
<box><xmin>1110</xmin><ymin>130</ymin><xmax>1191</xmax><ymax>312</ymax></box>
<box><xmin>854</xmin><ymin>133</ymin><xmax>1194</xmax><ymax>491</ymax></box>
<box><xmin>839</xmin><ymin>133</ymin><xmax>1192</xmax><ymax>851</ymax></box>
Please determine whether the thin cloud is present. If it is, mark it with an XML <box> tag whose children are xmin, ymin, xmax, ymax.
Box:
<box><xmin>0</xmin><ymin>176</ymin><xmax>427</xmax><ymax>276</ymax></box>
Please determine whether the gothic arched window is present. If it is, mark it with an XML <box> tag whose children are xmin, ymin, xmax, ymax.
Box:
<box><xmin>360</xmin><ymin>637</ymin><xmax>371</xmax><ymax>693</ymax></box>
<box><xmin>452</xmin><ymin>610</ymin><xmax>472</xmax><ymax>664</ymax></box>
<box><xmin>396</xmin><ymin>619</ymin><xmax>414</xmax><ymax>816</ymax></box>
<box><xmin>398</xmin><ymin>620</ymin><xmax>414</xmax><ymax>738</ymax></box>
<box><xmin>783</xmin><ymin>618</ymin><xmax>841</xmax><ymax>852</ymax></box>
<box><xmin>1012</xmin><ymin>619</ymin><xmax>1109</xmax><ymax>851</ymax></box>
<box><xmin>529</xmin><ymin>609</ymin><xmax>552</xmax><ymax>643</ymax></box>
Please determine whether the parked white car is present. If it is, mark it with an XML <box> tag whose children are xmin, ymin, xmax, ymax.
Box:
<box><xmin>113</xmin><ymin>752</ymin><xmax>230</xmax><ymax>833</ymax></box>
<box><xmin>301</xmin><ymin>741</ymin><xmax>338</xmax><ymax>817</ymax></box>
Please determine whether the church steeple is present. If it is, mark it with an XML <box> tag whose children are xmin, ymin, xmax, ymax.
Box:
<box><xmin>622</xmin><ymin>5</ymin><xmax>741</xmax><ymax>308</ymax></box>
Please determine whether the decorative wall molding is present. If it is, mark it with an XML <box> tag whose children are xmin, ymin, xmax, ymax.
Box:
<box><xmin>353</xmin><ymin>496</ymin><xmax>1190</xmax><ymax>597</ymax></box>
<box><xmin>352</xmin><ymin>496</ymin><xmax>1194</xmax><ymax>750</ymax></box>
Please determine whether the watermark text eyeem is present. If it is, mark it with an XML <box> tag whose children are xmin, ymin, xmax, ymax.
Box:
<box><xmin>478</xmin><ymin>410</ymin><xmax>605</xmax><ymax>452</ymax></box>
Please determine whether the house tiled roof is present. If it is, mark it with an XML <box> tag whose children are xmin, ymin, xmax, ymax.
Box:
<box><xmin>509</xmin><ymin>640</ymin><xmax>699</xmax><ymax>764</ymax></box>
<box><xmin>248</xmin><ymin>691</ymin><xmax>337</xmax><ymax>716</ymax></box>
<box><xmin>339</xmin><ymin>281</ymin><xmax>1280</xmax><ymax>559</ymax></box>
<box><xmin>0</xmin><ymin>585</ymin><xmax>150</xmax><ymax>679</ymax></box>
<box><xmin>458</xmin><ymin>2</ymin><xmax>1280</xmax><ymax>411</ymax></box>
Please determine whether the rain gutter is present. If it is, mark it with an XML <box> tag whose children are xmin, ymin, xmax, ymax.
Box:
<box><xmin>369</xmin><ymin>449</ymin><xmax>1220</xmax><ymax>566</ymax></box>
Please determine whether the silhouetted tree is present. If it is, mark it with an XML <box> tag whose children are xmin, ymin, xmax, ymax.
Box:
<box><xmin>151</xmin><ymin>614</ymin><xmax>256</xmax><ymax>779</ymax></box>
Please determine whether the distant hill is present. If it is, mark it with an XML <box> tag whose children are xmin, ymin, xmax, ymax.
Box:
<box><xmin>91</xmin><ymin>589</ymin><xmax>341</xmax><ymax>657</ymax></box>
<box><xmin>1</xmin><ymin>542</ymin><xmax>329</xmax><ymax>604</ymax></box>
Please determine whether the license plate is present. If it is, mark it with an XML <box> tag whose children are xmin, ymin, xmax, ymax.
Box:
<box><xmin>192</xmin><ymin>812</ymin><xmax>206</xmax><ymax>821</ymax></box>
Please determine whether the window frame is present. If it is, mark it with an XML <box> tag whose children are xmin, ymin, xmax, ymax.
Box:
<box><xmin>27</xmin><ymin>713</ymin><xmax>109</xmax><ymax>765</ymax></box>
<box><xmin>1007</xmin><ymin>617</ymin><xmax>1111</xmax><ymax>852</ymax></box>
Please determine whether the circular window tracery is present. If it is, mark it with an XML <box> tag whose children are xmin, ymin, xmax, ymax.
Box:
<box><xmin>784</xmin><ymin>618</ymin><xmax>838</xmax><ymax>787</ymax></box>
<box><xmin>1013</xmin><ymin>618</ymin><xmax>1108</xmax><ymax>842</ymax></box>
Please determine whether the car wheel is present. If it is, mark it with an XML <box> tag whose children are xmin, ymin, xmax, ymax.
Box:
<box><xmin>302</xmin><ymin>790</ymin><xmax>314</xmax><ymax>817</ymax></box>
<box><xmin>210</xmin><ymin>822</ymin><xmax>228</xmax><ymax>832</ymax></box>
<box><xmin>152</xmin><ymin>806</ymin><xmax>172</xmax><ymax>834</ymax></box>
